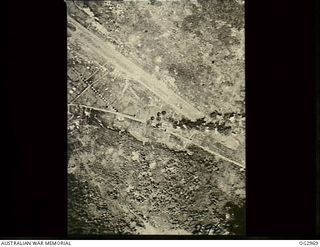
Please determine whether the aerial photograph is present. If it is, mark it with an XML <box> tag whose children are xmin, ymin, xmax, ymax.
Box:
<box><xmin>67</xmin><ymin>0</ymin><xmax>245</xmax><ymax>235</ymax></box>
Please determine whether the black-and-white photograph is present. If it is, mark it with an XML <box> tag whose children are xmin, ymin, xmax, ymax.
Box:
<box><xmin>67</xmin><ymin>0</ymin><xmax>245</xmax><ymax>235</ymax></box>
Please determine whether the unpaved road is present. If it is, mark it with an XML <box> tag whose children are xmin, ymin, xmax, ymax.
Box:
<box><xmin>69</xmin><ymin>103</ymin><xmax>245</xmax><ymax>168</ymax></box>
<box><xmin>68</xmin><ymin>16</ymin><xmax>204</xmax><ymax>121</ymax></box>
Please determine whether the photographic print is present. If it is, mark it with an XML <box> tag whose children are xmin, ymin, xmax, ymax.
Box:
<box><xmin>67</xmin><ymin>0</ymin><xmax>245</xmax><ymax>235</ymax></box>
